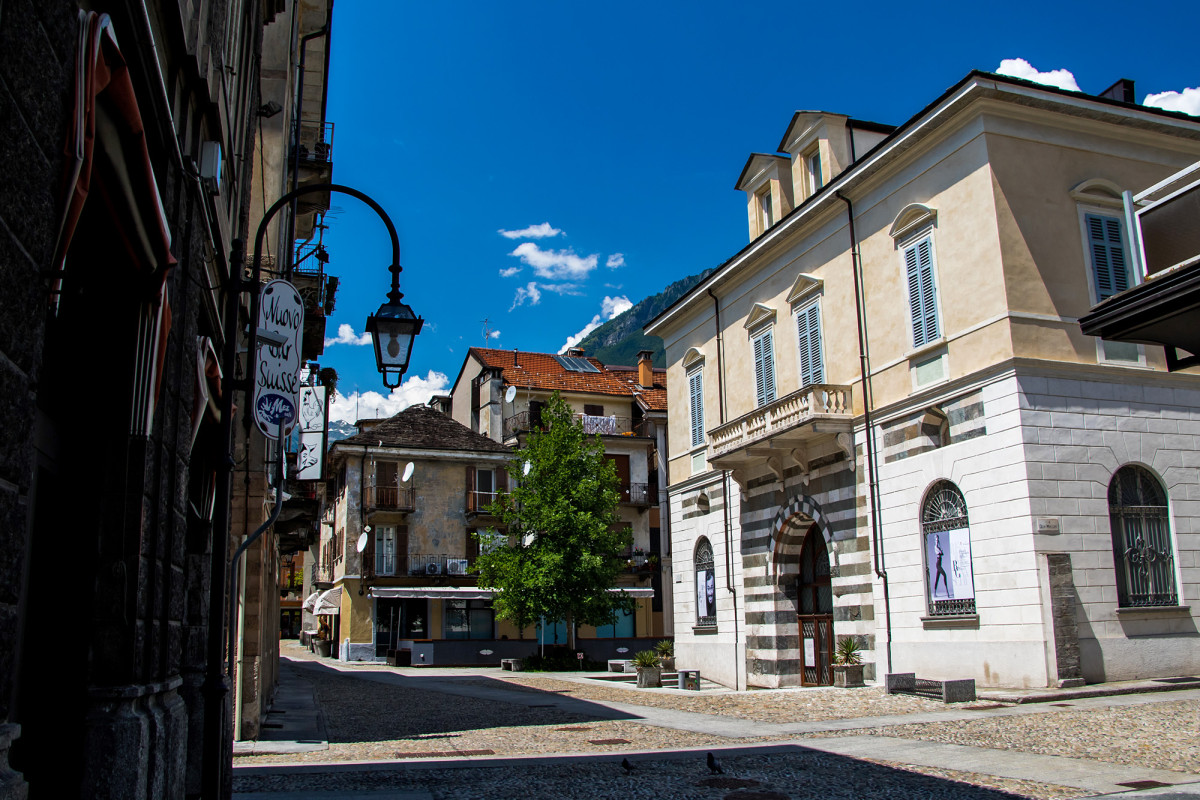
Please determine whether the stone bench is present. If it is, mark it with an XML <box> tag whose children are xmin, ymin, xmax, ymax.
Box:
<box><xmin>886</xmin><ymin>672</ymin><xmax>975</xmax><ymax>703</ymax></box>
<box><xmin>608</xmin><ymin>659</ymin><xmax>634</xmax><ymax>673</ymax></box>
<box><xmin>500</xmin><ymin>658</ymin><xmax>524</xmax><ymax>671</ymax></box>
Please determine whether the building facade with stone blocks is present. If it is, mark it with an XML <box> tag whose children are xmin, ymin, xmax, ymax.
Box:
<box><xmin>0</xmin><ymin>0</ymin><xmax>314</xmax><ymax>796</ymax></box>
<box><xmin>647</xmin><ymin>71</ymin><xmax>1200</xmax><ymax>691</ymax></box>
<box><xmin>448</xmin><ymin>347</ymin><xmax>674</xmax><ymax>640</ymax></box>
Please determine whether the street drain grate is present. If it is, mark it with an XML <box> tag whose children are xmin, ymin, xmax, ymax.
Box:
<box><xmin>1117</xmin><ymin>780</ymin><xmax>1171</xmax><ymax>789</ymax></box>
<box><xmin>588</xmin><ymin>738</ymin><xmax>631</xmax><ymax>745</ymax></box>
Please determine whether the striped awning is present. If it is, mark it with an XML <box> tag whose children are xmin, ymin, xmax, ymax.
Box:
<box><xmin>302</xmin><ymin>591</ymin><xmax>320</xmax><ymax>612</ymax></box>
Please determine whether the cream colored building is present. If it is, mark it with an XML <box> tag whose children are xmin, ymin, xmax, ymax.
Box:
<box><xmin>647</xmin><ymin>71</ymin><xmax>1200</xmax><ymax>690</ymax></box>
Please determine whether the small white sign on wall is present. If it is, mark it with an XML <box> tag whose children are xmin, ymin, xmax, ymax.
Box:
<box><xmin>803</xmin><ymin>637</ymin><xmax>815</xmax><ymax>666</ymax></box>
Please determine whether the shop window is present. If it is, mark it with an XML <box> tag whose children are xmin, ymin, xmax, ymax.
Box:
<box><xmin>444</xmin><ymin>599</ymin><xmax>494</xmax><ymax>639</ymax></box>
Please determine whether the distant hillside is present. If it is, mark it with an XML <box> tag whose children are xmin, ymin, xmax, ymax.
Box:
<box><xmin>576</xmin><ymin>267</ymin><xmax>715</xmax><ymax>367</ymax></box>
<box><xmin>327</xmin><ymin>419</ymin><xmax>357</xmax><ymax>443</ymax></box>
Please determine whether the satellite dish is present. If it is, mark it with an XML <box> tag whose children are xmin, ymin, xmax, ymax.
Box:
<box><xmin>356</xmin><ymin>532</ymin><xmax>369</xmax><ymax>553</ymax></box>
<box><xmin>504</xmin><ymin>385</ymin><xmax>517</xmax><ymax>404</ymax></box>
<box><xmin>523</xmin><ymin>461</ymin><xmax>532</xmax><ymax>476</ymax></box>
<box><xmin>402</xmin><ymin>462</ymin><xmax>414</xmax><ymax>482</ymax></box>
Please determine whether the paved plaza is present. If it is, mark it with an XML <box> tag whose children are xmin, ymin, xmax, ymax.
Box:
<box><xmin>232</xmin><ymin>642</ymin><xmax>1200</xmax><ymax>799</ymax></box>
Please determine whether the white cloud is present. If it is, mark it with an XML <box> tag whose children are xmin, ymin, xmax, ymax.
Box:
<box><xmin>489</xmin><ymin>330</ymin><xmax>501</xmax><ymax>339</ymax></box>
<box><xmin>327</xmin><ymin>371</ymin><xmax>450</xmax><ymax>424</ymax></box>
<box><xmin>324</xmin><ymin>323</ymin><xmax>372</xmax><ymax>347</ymax></box>
<box><xmin>559</xmin><ymin>295</ymin><xmax>633</xmax><ymax>353</ymax></box>
<box><xmin>606</xmin><ymin>253</ymin><xmax>625</xmax><ymax>269</ymax></box>
<box><xmin>539</xmin><ymin>283</ymin><xmax>584</xmax><ymax>296</ymax></box>
<box><xmin>509</xmin><ymin>281</ymin><xmax>542</xmax><ymax>311</ymax></box>
<box><xmin>499</xmin><ymin>266</ymin><xmax>522</xmax><ymax>278</ymax></box>
<box><xmin>498</xmin><ymin>222</ymin><xmax>562</xmax><ymax>240</ymax></box>
<box><xmin>510</xmin><ymin>242</ymin><xmax>598</xmax><ymax>281</ymax></box>
<box><xmin>1144</xmin><ymin>87</ymin><xmax>1200</xmax><ymax>117</ymax></box>
<box><xmin>996</xmin><ymin>58</ymin><xmax>1080</xmax><ymax>92</ymax></box>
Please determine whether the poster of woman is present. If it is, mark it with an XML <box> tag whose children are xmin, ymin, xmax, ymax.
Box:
<box><xmin>926</xmin><ymin>529</ymin><xmax>974</xmax><ymax>600</ymax></box>
<box><xmin>696</xmin><ymin>567</ymin><xmax>715</xmax><ymax>619</ymax></box>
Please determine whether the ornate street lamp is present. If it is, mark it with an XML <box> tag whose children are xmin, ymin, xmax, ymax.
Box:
<box><xmin>365</xmin><ymin>289</ymin><xmax>423</xmax><ymax>388</ymax></box>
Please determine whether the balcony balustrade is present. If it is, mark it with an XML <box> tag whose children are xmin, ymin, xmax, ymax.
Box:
<box><xmin>466</xmin><ymin>490</ymin><xmax>499</xmax><ymax>515</ymax></box>
<box><xmin>364</xmin><ymin>482</ymin><xmax>416</xmax><ymax>512</ymax></box>
<box><xmin>313</xmin><ymin>563</ymin><xmax>333</xmax><ymax>584</ymax></box>
<box><xmin>619</xmin><ymin>482</ymin><xmax>658</xmax><ymax>506</ymax></box>
<box><xmin>364</xmin><ymin>553</ymin><xmax>476</xmax><ymax>579</ymax></box>
<box><xmin>503</xmin><ymin>410</ymin><xmax>650</xmax><ymax>440</ymax></box>
<box><xmin>709</xmin><ymin>384</ymin><xmax>853</xmax><ymax>467</ymax></box>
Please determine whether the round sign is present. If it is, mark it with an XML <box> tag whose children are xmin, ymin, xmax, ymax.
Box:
<box><xmin>356</xmin><ymin>532</ymin><xmax>369</xmax><ymax>553</ymax></box>
<box><xmin>402</xmin><ymin>462</ymin><xmax>414</xmax><ymax>482</ymax></box>
<box><xmin>505</xmin><ymin>385</ymin><xmax>517</xmax><ymax>404</ymax></box>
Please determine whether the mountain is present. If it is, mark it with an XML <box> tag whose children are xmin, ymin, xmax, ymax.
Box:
<box><xmin>575</xmin><ymin>267</ymin><xmax>716</xmax><ymax>367</ymax></box>
<box><xmin>327</xmin><ymin>419</ymin><xmax>357</xmax><ymax>443</ymax></box>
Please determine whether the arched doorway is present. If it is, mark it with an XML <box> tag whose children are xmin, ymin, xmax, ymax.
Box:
<box><xmin>797</xmin><ymin>525</ymin><xmax>833</xmax><ymax>685</ymax></box>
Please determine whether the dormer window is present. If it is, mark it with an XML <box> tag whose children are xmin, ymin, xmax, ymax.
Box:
<box><xmin>758</xmin><ymin>189</ymin><xmax>774</xmax><ymax>230</ymax></box>
<box><xmin>806</xmin><ymin>148</ymin><xmax>823</xmax><ymax>195</ymax></box>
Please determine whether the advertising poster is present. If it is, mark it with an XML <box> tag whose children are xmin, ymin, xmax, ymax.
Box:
<box><xmin>696</xmin><ymin>567</ymin><xmax>716</xmax><ymax>619</ymax></box>
<box><xmin>926</xmin><ymin>528</ymin><xmax>974</xmax><ymax>601</ymax></box>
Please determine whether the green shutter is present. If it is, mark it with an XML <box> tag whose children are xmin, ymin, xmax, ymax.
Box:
<box><xmin>754</xmin><ymin>329</ymin><xmax>775</xmax><ymax>406</ymax></box>
<box><xmin>1086</xmin><ymin>213</ymin><xmax>1129</xmax><ymax>301</ymax></box>
<box><xmin>905</xmin><ymin>236</ymin><xmax>940</xmax><ymax>348</ymax></box>
<box><xmin>796</xmin><ymin>302</ymin><xmax>823</xmax><ymax>387</ymax></box>
<box><xmin>689</xmin><ymin>369</ymin><xmax>704</xmax><ymax>447</ymax></box>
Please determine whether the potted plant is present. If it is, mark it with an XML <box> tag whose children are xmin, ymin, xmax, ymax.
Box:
<box><xmin>832</xmin><ymin>636</ymin><xmax>865</xmax><ymax>687</ymax></box>
<box><xmin>654</xmin><ymin>639</ymin><xmax>675</xmax><ymax>671</ymax></box>
<box><xmin>632</xmin><ymin>649</ymin><xmax>662</xmax><ymax>688</ymax></box>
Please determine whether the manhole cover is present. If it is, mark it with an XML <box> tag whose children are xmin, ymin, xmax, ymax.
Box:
<box><xmin>696</xmin><ymin>777</ymin><xmax>760</xmax><ymax>789</ymax></box>
<box><xmin>1117</xmin><ymin>780</ymin><xmax>1171</xmax><ymax>789</ymax></box>
<box><xmin>588</xmin><ymin>738</ymin><xmax>631</xmax><ymax>745</ymax></box>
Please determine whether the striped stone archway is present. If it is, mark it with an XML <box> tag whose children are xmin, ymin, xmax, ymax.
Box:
<box><xmin>770</xmin><ymin>493</ymin><xmax>830</xmax><ymax>580</ymax></box>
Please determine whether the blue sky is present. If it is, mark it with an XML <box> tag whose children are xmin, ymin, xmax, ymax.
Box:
<box><xmin>318</xmin><ymin>0</ymin><xmax>1199</xmax><ymax>422</ymax></box>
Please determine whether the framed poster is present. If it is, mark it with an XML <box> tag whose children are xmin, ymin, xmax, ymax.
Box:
<box><xmin>926</xmin><ymin>528</ymin><xmax>974</xmax><ymax>601</ymax></box>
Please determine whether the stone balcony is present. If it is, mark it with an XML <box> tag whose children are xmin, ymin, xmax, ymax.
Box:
<box><xmin>708</xmin><ymin>384</ymin><xmax>854</xmax><ymax>473</ymax></box>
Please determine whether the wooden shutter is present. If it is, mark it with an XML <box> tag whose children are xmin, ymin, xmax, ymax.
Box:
<box><xmin>688</xmin><ymin>369</ymin><xmax>704</xmax><ymax>447</ymax></box>
<box><xmin>465</xmin><ymin>465</ymin><xmax>476</xmax><ymax>511</ymax></box>
<box><xmin>905</xmin><ymin>236</ymin><xmax>939</xmax><ymax>347</ymax></box>
<box><xmin>753</xmin><ymin>329</ymin><xmax>776</xmax><ymax>407</ymax></box>
<box><xmin>795</xmin><ymin>302</ymin><xmax>823</xmax><ymax>387</ymax></box>
<box><xmin>496</xmin><ymin>467</ymin><xmax>508</xmax><ymax>492</ymax></box>
<box><xmin>1086</xmin><ymin>213</ymin><xmax>1129</xmax><ymax>301</ymax></box>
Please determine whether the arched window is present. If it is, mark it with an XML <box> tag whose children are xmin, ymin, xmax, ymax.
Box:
<box><xmin>694</xmin><ymin>537</ymin><xmax>716</xmax><ymax>628</ymax></box>
<box><xmin>1108</xmin><ymin>466</ymin><xmax>1176</xmax><ymax>607</ymax></box>
<box><xmin>922</xmin><ymin>480</ymin><xmax>976</xmax><ymax>616</ymax></box>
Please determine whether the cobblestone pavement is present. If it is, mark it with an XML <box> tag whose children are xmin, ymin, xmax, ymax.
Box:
<box><xmin>233</xmin><ymin>646</ymin><xmax>1199</xmax><ymax>798</ymax></box>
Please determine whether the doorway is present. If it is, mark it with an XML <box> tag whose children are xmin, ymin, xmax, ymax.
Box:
<box><xmin>797</xmin><ymin>526</ymin><xmax>833</xmax><ymax>685</ymax></box>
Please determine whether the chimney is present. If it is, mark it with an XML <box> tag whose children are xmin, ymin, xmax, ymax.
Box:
<box><xmin>567</xmin><ymin>347</ymin><xmax>585</xmax><ymax>357</ymax></box>
<box><xmin>1097</xmin><ymin>78</ymin><xmax>1135</xmax><ymax>104</ymax></box>
<box><xmin>637</xmin><ymin>349</ymin><xmax>655</xmax><ymax>388</ymax></box>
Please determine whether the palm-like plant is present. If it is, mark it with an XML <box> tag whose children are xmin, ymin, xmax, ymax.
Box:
<box><xmin>632</xmin><ymin>649</ymin><xmax>661</xmax><ymax>669</ymax></box>
<box><xmin>834</xmin><ymin>636</ymin><xmax>862</xmax><ymax>666</ymax></box>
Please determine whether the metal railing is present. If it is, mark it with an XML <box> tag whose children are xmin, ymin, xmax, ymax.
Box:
<box><xmin>503</xmin><ymin>411</ymin><xmax>650</xmax><ymax>439</ymax></box>
<box><xmin>405</xmin><ymin>553</ymin><xmax>474</xmax><ymax>577</ymax></box>
<box><xmin>365</xmin><ymin>483</ymin><xmax>416</xmax><ymax>512</ymax></box>
<box><xmin>291</xmin><ymin>120</ymin><xmax>335</xmax><ymax>165</ymax></box>
<box><xmin>621</xmin><ymin>482</ymin><xmax>658</xmax><ymax>506</ymax></box>
<box><xmin>467</xmin><ymin>490</ymin><xmax>499</xmax><ymax>514</ymax></box>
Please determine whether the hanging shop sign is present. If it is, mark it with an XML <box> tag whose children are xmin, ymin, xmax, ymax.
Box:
<box><xmin>253</xmin><ymin>279</ymin><xmax>305</xmax><ymax>437</ymax></box>
<box><xmin>296</xmin><ymin>384</ymin><xmax>327</xmax><ymax>480</ymax></box>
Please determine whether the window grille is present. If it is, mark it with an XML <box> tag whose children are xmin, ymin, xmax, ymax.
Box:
<box><xmin>695</xmin><ymin>537</ymin><xmax>716</xmax><ymax>628</ymax></box>
<box><xmin>1109</xmin><ymin>465</ymin><xmax>1176</xmax><ymax>607</ymax></box>
<box><xmin>922</xmin><ymin>480</ymin><xmax>975</xmax><ymax>616</ymax></box>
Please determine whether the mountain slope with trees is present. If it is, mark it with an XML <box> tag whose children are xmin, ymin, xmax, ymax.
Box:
<box><xmin>574</xmin><ymin>267</ymin><xmax>715</xmax><ymax>367</ymax></box>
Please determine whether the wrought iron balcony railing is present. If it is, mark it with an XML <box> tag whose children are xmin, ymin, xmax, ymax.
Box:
<box><xmin>364</xmin><ymin>483</ymin><xmax>416</xmax><ymax>512</ymax></box>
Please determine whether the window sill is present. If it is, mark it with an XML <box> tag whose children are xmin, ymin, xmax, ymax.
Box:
<box><xmin>692</xmin><ymin>625</ymin><xmax>718</xmax><ymax>635</ymax></box>
<box><xmin>904</xmin><ymin>338</ymin><xmax>946</xmax><ymax>361</ymax></box>
<box><xmin>921</xmin><ymin>614</ymin><xmax>980</xmax><ymax>629</ymax></box>
<box><xmin>1115</xmin><ymin>605</ymin><xmax>1189</xmax><ymax>615</ymax></box>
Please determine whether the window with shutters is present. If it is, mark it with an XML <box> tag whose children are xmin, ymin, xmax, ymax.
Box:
<box><xmin>752</xmin><ymin>327</ymin><xmax>776</xmax><ymax>407</ymax></box>
<box><xmin>688</xmin><ymin>367</ymin><xmax>705</xmax><ymax>449</ymax></box>
<box><xmin>902</xmin><ymin>234</ymin><xmax>941</xmax><ymax>349</ymax></box>
<box><xmin>793</xmin><ymin>299</ymin><xmax>824</xmax><ymax>388</ymax></box>
<box><xmin>1081</xmin><ymin>211</ymin><xmax>1144</xmax><ymax>364</ymax></box>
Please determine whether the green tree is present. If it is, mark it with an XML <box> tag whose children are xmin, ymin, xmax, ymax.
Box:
<box><xmin>474</xmin><ymin>392</ymin><xmax>635</xmax><ymax>649</ymax></box>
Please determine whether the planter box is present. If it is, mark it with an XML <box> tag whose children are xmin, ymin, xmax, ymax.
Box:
<box><xmin>636</xmin><ymin>667</ymin><xmax>661</xmax><ymax>688</ymax></box>
<box><xmin>833</xmin><ymin>664</ymin><xmax>865</xmax><ymax>688</ymax></box>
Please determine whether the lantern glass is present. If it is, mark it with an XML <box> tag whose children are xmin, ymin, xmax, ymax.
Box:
<box><xmin>365</xmin><ymin>298</ymin><xmax>423</xmax><ymax>388</ymax></box>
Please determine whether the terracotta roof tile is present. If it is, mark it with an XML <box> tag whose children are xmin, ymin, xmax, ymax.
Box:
<box><xmin>470</xmin><ymin>347</ymin><xmax>667</xmax><ymax>409</ymax></box>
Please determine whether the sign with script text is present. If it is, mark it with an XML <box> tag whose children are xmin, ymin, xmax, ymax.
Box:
<box><xmin>253</xmin><ymin>280</ymin><xmax>305</xmax><ymax>437</ymax></box>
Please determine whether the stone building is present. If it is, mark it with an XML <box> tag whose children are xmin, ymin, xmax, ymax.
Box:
<box><xmin>0</xmin><ymin>1</ymin><xmax>336</xmax><ymax>797</ymax></box>
<box><xmin>646</xmin><ymin>71</ymin><xmax>1200</xmax><ymax>691</ymax></box>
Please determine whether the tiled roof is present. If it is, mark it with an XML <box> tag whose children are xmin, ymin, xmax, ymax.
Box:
<box><xmin>469</xmin><ymin>347</ymin><xmax>667</xmax><ymax>409</ymax></box>
<box><xmin>332</xmin><ymin>404</ymin><xmax>510</xmax><ymax>454</ymax></box>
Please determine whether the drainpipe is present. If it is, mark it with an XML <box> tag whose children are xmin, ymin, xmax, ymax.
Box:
<box><xmin>708</xmin><ymin>288</ymin><xmax>741</xmax><ymax>690</ymax></box>
<box><xmin>836</xmin><ymin>191</ymin><xmax>891</xmax><ymax>674</ymax></box>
